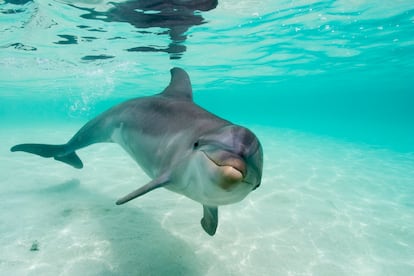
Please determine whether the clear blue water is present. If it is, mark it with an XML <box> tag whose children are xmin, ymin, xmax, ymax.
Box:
<box><xmin>1</xmin><ymin>1</ymin><xmax>413</xmax><ymax>275</ymax></box>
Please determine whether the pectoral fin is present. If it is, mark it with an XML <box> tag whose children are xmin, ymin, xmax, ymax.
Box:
<box><xmin>116</xmin><ymin>173</ymin><xmax>170</xmax><ymax>205</ymax></box>
<box><xmin>201</xmin><ymin>205</ymin><xmax>218</xmax><ymax>236</ymax></box>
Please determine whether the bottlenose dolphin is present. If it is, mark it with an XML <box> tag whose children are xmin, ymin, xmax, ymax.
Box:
<box><xmin>10</xmin><ymin>68</ymin><xmax>263</xmax><ymax>236</ymax></box>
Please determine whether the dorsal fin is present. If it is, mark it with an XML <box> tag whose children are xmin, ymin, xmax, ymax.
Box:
<box><xmin>161</xmin><ymin>67</ymin><xmax>193</xmax><ymax>101</ymax></box>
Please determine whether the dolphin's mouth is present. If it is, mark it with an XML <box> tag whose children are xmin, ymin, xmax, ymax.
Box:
<box><xmin>201</xmin><ymin>150</ymin><xmax>246</xmax><ymax>178</ymax></box>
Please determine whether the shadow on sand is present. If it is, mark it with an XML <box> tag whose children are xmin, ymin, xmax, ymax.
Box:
<box><xmin>3</xmin><ymin>179</ymin><xmax>209</xmax><ymax>275</ymax></box>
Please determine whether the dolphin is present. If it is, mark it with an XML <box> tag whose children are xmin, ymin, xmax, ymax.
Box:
<box><xmin>10</xmin><ymin>67</ymin><xmax>263</xmax><ymax>236</ymax></box>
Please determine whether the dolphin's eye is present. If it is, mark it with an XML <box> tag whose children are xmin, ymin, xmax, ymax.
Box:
<box><xmin>193</xmin><ymin>141</ymin><xmax>199</xmax><ymax>149</ymax></box>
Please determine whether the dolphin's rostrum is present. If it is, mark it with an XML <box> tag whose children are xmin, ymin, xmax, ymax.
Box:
<box><xmin>11</xmin><ymin>68</ymin><xmax>263</xmax><ymax>236</ymax></box>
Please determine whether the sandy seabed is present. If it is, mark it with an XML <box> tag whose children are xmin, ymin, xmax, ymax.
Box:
<box><xmin>1</xmin><ymin>124</ymin><xmax>413</xmax><ymax>275</ymax></box>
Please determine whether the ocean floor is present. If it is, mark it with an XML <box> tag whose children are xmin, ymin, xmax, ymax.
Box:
<box><xmin>1</xmin><ymin>124</ymin><xmax>413</xmax><ymax>275</ymax></box>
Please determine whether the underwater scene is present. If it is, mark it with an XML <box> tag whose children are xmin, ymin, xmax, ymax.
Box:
<box><xmin>1</xmin><ymin>0</ymin><xmax>413</xmax><ymax>275</ymax></box>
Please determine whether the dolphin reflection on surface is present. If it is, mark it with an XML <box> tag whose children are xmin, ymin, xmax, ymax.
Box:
<box><xmin>72</xmin><ymin>0</ymin><xmax>218</xmax><ymax>59</ymax></box>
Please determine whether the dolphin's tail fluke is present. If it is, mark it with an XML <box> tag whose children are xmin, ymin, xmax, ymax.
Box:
<box><xmin>10</xmin><ymin>143</ymin><xmax>83</xmax><ymax>169</ymax></box>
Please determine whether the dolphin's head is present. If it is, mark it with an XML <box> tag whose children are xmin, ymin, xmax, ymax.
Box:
<box><xmin>181</xmin><ymin>125</ymin><xmax>263</xmax><ymax>205</ymax></box>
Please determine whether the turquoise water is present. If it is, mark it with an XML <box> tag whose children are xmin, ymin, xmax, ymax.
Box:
<box><xmin>1</xmin><ymin>1</ymin><xmax>413</xmax><ymax>275</ymax></box>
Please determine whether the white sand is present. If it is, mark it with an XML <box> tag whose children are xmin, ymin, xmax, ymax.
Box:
<box><xmin>1</xmin><ymin>124</ymin><xmax>413</xmax><ymax>275</ymax></box>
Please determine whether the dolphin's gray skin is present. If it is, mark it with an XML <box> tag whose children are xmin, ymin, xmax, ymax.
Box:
<box><xmin>71</xmin><ymin>0</ymin><xmax>218</xmax><ymax>59</ymax></box>
<box><xmin>11</xmin><ymin>68</ymin><xmax>263</xmax><ymax>236</ymax></box>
